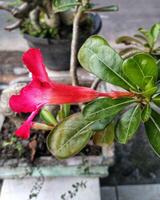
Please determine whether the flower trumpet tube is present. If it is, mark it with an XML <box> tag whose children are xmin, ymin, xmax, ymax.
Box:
<box><xmin>9</xmin><ymin>48</ymin><xmax>133</xmax><ymax>139</ymax></box>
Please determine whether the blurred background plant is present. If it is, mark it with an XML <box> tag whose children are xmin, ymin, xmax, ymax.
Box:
<box><xmin>0</xmin><ymin>0</ymin><xmax>118</xmax><ymax>39</ymax></box>
<box><xmin>116</xmin><ymin>23</ymin><xmax>160</xmax><ymax>59</ymax></box>
<box><xmin>0</xmin><ymin>0</ymin><xmax>119</xmax><ymax>70</ymax></box>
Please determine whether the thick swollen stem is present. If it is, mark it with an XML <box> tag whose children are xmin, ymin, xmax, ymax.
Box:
<box><xmin>70</xmin><ymin>6</ymin><xmax>83</xmax><ymax>86</ymax></box>
<box><xmin>0</xmin><ymin>1</ymin><xmax>14</xmax><ymax>12</ymax></box>
<box><xmin>0</xmin><ymin>1</ymin><xmax>38</xmax><ymax>19</ymax></box>
<box><xmin>5</xmin><ymin>19</ymin><xmax>22</xmax><ymax>31</ymax></box>
<box><xmin>29</xmin><ymin>8</ymin><xmax>41</xmax><ymax>31</ymax></box>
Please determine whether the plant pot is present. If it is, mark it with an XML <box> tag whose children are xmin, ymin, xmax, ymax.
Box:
<box><xmin>0</xmin><ymin>71</ymin><xmax>114</xmax><ymax>179</ymax></box>
<box><xmin>23</xmin><ymin>14</ymin><xmax>102</xmax><ymax>71</ymax></box>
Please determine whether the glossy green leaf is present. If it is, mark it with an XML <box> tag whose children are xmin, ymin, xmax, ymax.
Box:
<box><xmin>119</xmin><ymin>47</ymin><xmax>142</xmax><ymax>58</ymax></box>
<box><xmin>47</xmin><ymin>113</ymin><xmax>94</xmax><ymax>159</ymax></box>
<box><xmin>56</xmin><ymin>104</ymin><xmax>71</xmax><ymax>122</ymax></box>
<box><xmin>116</xmin><ymin>36</ymin><xmax>143</xmax><ymax>45</ymax></box>
<box><xmin>142</xmin><ymin>76</ymin><xmax>157</xmax><ymax>97</ymax></box>
<box><xmin>134</xmin><ymin>34</ymin><xmax>148</xmax><ymax>42</ymax></box>
<box><xmin>93</xmin><ymin>122</ymin><xmax>115</xmax><ymax>146</ymax></box>
<box><xmin>40</xmin><ymin>108</ymin><xmax>57</xmax><ymax>126</ymax></box>
<box><xmin>91</xmin><ymin>116</ymin><xmax>114</xmax><ymax>131</ymax></box>
<box><xmin>145</xmin><ymin>110</ymin><xmax>160</xmax><ymax>156</ymax></box>
<box><xmin>89</xmin><ymin>5</ymin><xmax>119</xmax><ymax>12</ymax></box>
<box><xmin>116</xmin><ymin>104</ymin><xmax>141</xmax><ymax>144</ymax></box>
<box><xmin>150</xmin><ymin>23</ymin><xmax>160</xmax><ymax>43</ymax></box>
<box><xmin>153</xmin><ymin>95</ymin><xmax>160</xmax><ymax>106</ymax></box>
<box><xmin>63</xmin><ymin>104</ymin><xmax>71</xmax><ymax>117</ymax></box>
<box><xmin>142</xmin><ymin>87</ymin><xmax>157</xmax><ymax>98</ymax></box>
<box><xmin>143</xmin><ymin>76</ymin><xmax>154</xmax><ymax>90</ymax></box>
<box><xmin>141</xmin><ymin>104</ymin><xmax>151</xmax><ymax>122</ymax></box>
<box><xmin>122</xmin><ymin>53</ymin><xmax>158</xmax><ymax>90</ymax></box>
<box><xmin>53</xmin><ymin>0</ymin><xmax>79</xmax><ymax>12</ymax></box>
<box><xmin>157</xmin><ymin>60</ymin><xmax>160</xmax><ymax>80</ymax></box>
<box><xmin>138</xmin><ymin>28</ymin><xmax>154</xmax><ymax>48</ymax></box>
<box><xmin>78</xmin><ymin>35</ymin><xmax>134</xmax><ymax>90</ymax></box>
<box><xmin>83</xmin><ymin>98</ymin><xmax>135</xmax><ymax>121</ymax></box>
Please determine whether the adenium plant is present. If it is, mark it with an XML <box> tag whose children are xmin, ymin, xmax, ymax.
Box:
<box><xmin>78</xmin><ymin>35</ymin><xmax>160</xmax><ymax>158</ymax></box>
<box><xmin>9</xmin><ymin>35</ymin><xmax>160</xmax><ymax>160</ymax></box>
<box><xmin>0</xmin><ymin>0</ymin><xmax>118</xmax><ymax>37</ymax></box>
<box><xmin>116</xmin><ymin>23</ymin><xmax>160</xmax><ymax>59</ymax></box>
<box><xmin>9</xmin><ymin>48</ymin><xmax>132</xmax><ymax>140</ymax></box>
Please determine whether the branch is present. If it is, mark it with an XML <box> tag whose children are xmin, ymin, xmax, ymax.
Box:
<box><xmin>5</xmin><ymin>19</ymin><xmax>22</xmax><ymax>31</ymax></box>
<box><xmin>29</xmin><ymin>7</ymin><xmax>41</xmax><ymax>31</ymax></box>
<box><xmin>0</xmin><ymin>1</ymin><xmax>38</xmax><ymax>19</ymax></box>
<box><xmin>42</xmin><ymin>0</ymin><xmax>60</xmax><ymax>28</ymax></box>
<box><xmin>70</xmin><ymin>6</ymin><xmax>83</xmax><ymax>86</ymax></box>
<box><xmin>91</xmin><ymin>78</ymin><xmax>101</xmax><ymax>89</ymax></box>
<box><xmin>0</xmin><ymin>1</ymin><xmax>14</xmax><ymax>12</ymax></box>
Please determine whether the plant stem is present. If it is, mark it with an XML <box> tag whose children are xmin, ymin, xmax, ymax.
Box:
<box><xmin>91</xmin><ymin>78</ymin><xmax>101</xmax><ymax>89</ymax></box>
<box><xmin>70</xmin><ymin>6</ymin><xmax>83</xmax><ymax>86</ymax></box>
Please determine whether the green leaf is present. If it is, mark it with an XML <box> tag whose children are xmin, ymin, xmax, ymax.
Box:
<box><xmin>116</xmin><ymin>36</ymin><xmax>143</xmax><ymax>45</ymax></box>
<box><xmin>143</xmin><ymin>76</ymin><xmax>154</xmax><ymax>90</ymax></box>
<box><xmin>142</xmin><ymin>87</ymin><xmax>157</xmax><ymax>98</ymax></box>
<box><xmin>89</xmin><ymin>5</ymin><xmax>119</xmax><ymax>12</ymax></box>
<box><xmin>138</xmin><ymin>27</ymin><xmax>154</xmax><ymax>48</ymax></box>
<box><xmin>40</xmin><ymin>108</ymin><xmax>57</xmax><ymax>126</ymax></box>
<box><xmin>78</xmin><ymin>35</ymin><xmax>135</xmax><ymax>90</ymax></box>
<box><xmin>157</xmin><ymin>60</ymin><xmax>160</xmax><ymax>80</ymax></box>
<box><xmin>83</xmin><ymin>98</ymin><xmax>135</xmax><ymax>121</ymax></box>
<box><xmin>47</xmin><ymin>113</ymin><xmax>94</xmax><ymax>159</ymax></box>
<box><xmin>122</xmin><ymin>53</ymin><xmax>158</xmax><ymax>90</ymax></box>
<box><xmin>134</xmin><ymin>34</ymin><xmax>148</xmax><ymax>42</ymax></box>
<box><xmin>119</xmin><ymin>47</ymin><xmax>142</xmax><ymax>58</ymax></box>
<box><xmin>93</xmin><ymin>122</ymin><xmax>115</xmax><ymax>146</ymax></box>
<box><xmin>56</xmin><ymin>104</ymin><xmax>71</xmax><ymax>122</ymax></box>
<box><xmin>116</xmin><ymin>104</ymin><xmax>141</xmax><ymax>144</ymax></box>
<box><xmin>91</xmin><ymin>116</ymin><xmax>114</xmax><ymax>131</ymax></box>
<box><xmin>150</xmin><ymin>23</ymin><xmax>160</xmax><ymax>43</ymax></box>
<box><xmin>153</xmin><ymin>95</ymin><xmax>160</xmax><ymax>106</ymax></box>
<box><xmin>142</xmin><ymin>76</ymin><xmax>157</xmax><ymax>97</ymax></box>
<box><xmin>141</xmin><ymin>104</ymin><xmax>151</xmax><ymax>122</ymax></box>
<box><xmin>145</xmin><ymin>110</ymin><xmax>160</xmax><ymax>156</ymax></box>
<box><xmin>53</xmin><ymin>0</ymin><xmax>79</xmax><ymax>12</ymax></box>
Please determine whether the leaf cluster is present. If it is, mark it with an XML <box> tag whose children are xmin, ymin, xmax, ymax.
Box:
<box><xmin>43</xmin><ymin>35</ymin><xmax>160</xmax><ymax>159</ymax></box>
<box><xmin>116</xmin><ymin>23</ymin><xmax>160</xmax><ymax>59</ymax></box>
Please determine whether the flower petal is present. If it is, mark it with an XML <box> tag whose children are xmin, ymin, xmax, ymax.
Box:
<box><xmin>15</xmin><ymin>120</ymin><xmax>32</xmax><ymax>139</ymax></box>
<box><xmin>9</xmin><ymin>79</ymin><xmax>50</xmax><ymax>113</ymax></box>
<box><xmin>22</xmin><ymin>48</ymin><xmax>49</xmax><ymax>82</ymax></box>
<box><xmin>15</xmin><ymin>104</ymin><xmax>43</xmax><ymax>139</ymax></box>
<box><xmin>49</xmin><ymin>82</ymin><xmax>100</xmax><ymax>104</ymax></box>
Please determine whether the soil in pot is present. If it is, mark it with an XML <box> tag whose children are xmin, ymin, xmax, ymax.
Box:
<box><xmin>0</xmin><ymin>111</ymin><xmax>101</xmax><ymax>165</ymax></box>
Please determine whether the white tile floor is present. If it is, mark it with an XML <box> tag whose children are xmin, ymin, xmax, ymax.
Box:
<box><xmin>0</xmin><ymin>177</ymin><xmax>101</xmax><ymax>200</ymax></box>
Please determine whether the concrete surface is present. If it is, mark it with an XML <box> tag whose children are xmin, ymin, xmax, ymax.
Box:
<box><xmin>101</xmin><ymin>184</ymin><xmax>160</xmax><ymax>200</ymax></box>
<box><xmin>101</xmin><ymin>187</ymin><xmax>117</xmax><ymax>200</ymax></box>
<box><xmin>118</xmin><ymin>184</ymin><xmax>160</xmax><ymax>200</ymax></box>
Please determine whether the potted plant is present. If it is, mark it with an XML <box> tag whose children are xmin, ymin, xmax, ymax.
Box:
<box><xmin>0</xmin><ymin>1</ymin><xmax>119</xmax><ymax>182</ymax></box>
<box><xmin>116</xmin><ymin>23</ymin><xmax>160</xmax><ymax>59</ymax></box>
<box><xmin>0</xmin><ymin>0</ymin><xmax>118</xmax><ymax>70</ymax></box>
<box><xmin>1</xmin><ymin>33</ymin><xmax>160</xmax><ymax>179</ymax></box>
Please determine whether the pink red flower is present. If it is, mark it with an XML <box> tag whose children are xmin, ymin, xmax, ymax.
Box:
<box><xmin>9</xmin><ymin>48</ymin><xmax>133</xmax><ymax>139</ymax></box>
